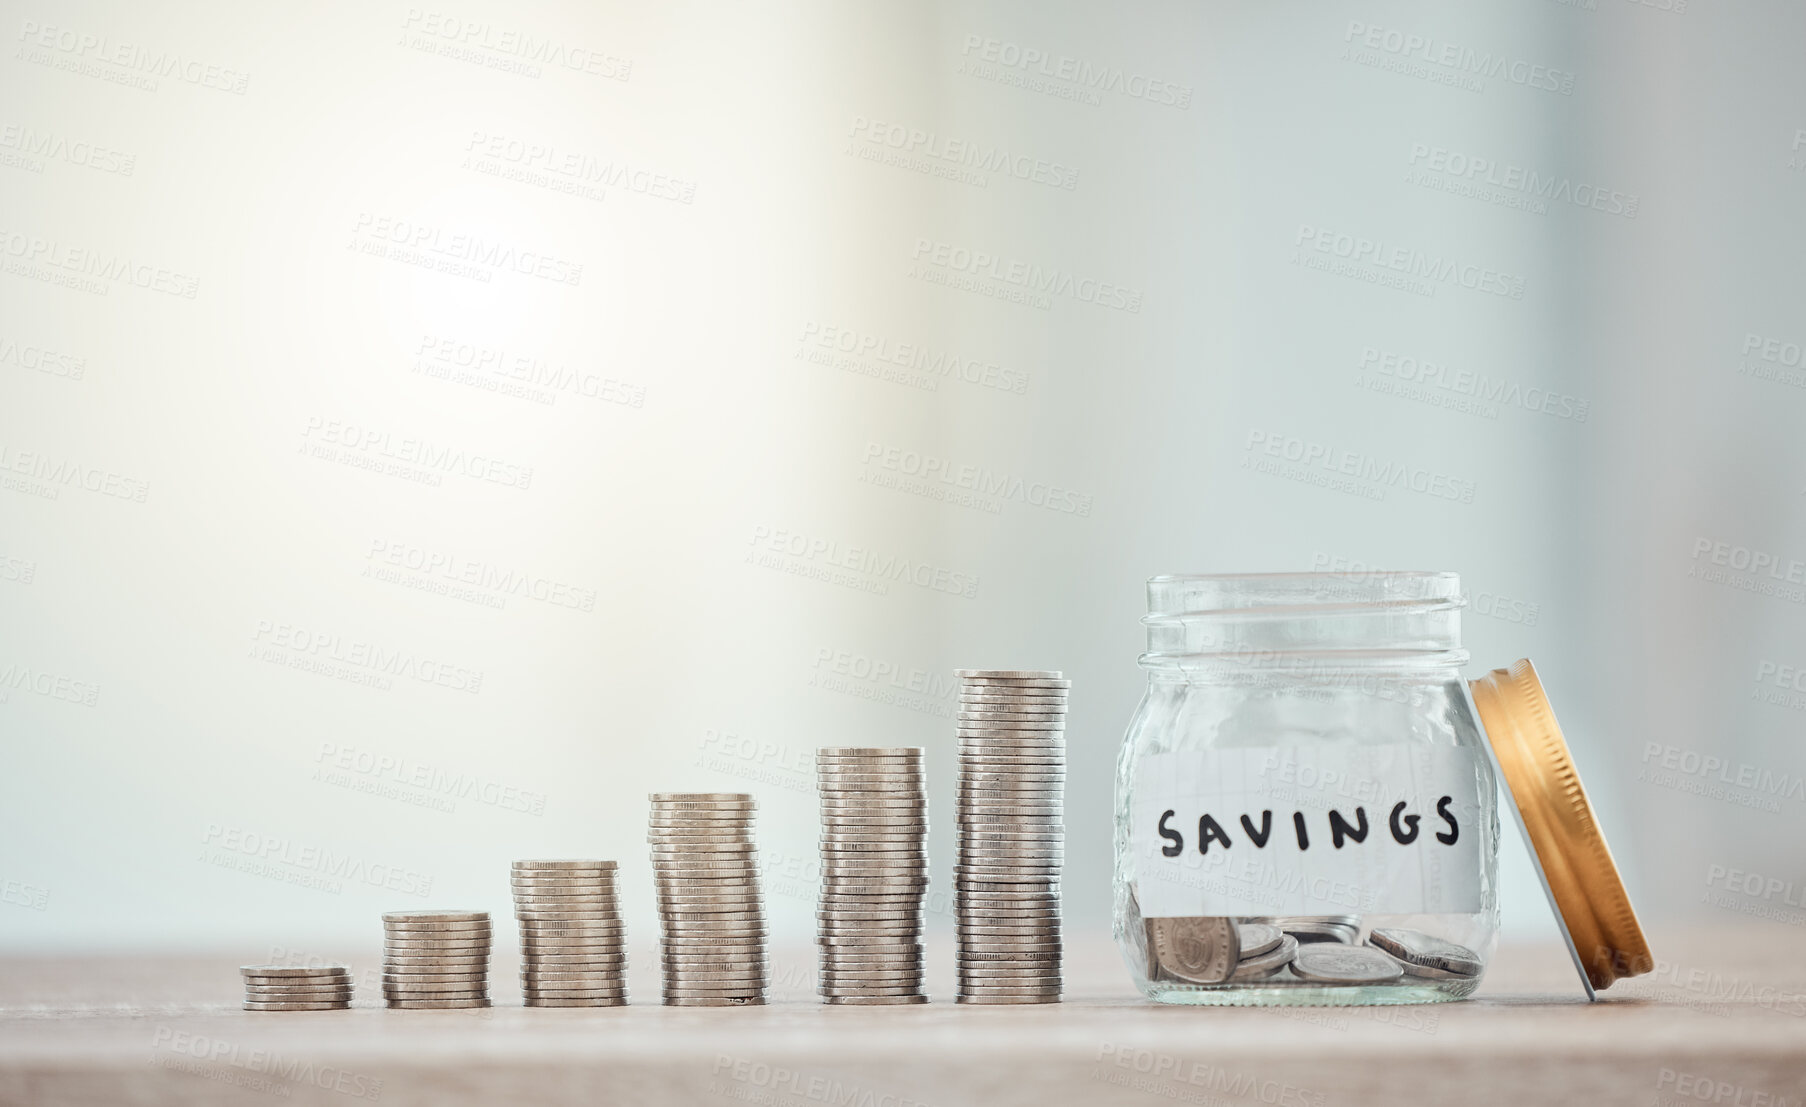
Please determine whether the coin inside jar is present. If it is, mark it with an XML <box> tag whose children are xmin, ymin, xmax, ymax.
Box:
<box><xmin>1146</xmin><ymin>916</ymin><xmax>1239</xmax><ymax>984</ymax></box>
<box><xmin>1290</xmin><ymin>944</ymin><xmax>1406</xmax><ymax>985</ymax></box>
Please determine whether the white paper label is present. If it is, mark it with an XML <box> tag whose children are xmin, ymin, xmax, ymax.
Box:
<box><xmin>1131</xmin><ymin>744</ymin><xmax>1484</xmax><ymax>918</ymax></box>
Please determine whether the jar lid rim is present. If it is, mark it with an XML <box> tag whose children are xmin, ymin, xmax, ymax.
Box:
<box><xmin>1470</xmin><ymin>659</ymin><xmax>1652</xmax><ymax>996</ymax></box>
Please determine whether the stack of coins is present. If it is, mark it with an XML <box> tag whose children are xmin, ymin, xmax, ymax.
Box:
<box><xmin>648</xmin><ymin>793</ymin><xmax>767</xmax><ymax>1006</ymax></box>
<box><xmin>954</xmin><ymin>669</ymin><xmax>1068</xmax><ymax>1004</ymax></box>
<box><xmin>381</xmin><ymin>910</ymin><xmax>491</xmax><ymax>1009</ymax></box>
<box><xmin>240</xmin><ymin>965</ymin><xmax>351</xmax><ymax>1011</ymax></box>
<box><xmin>513</xmin><ymin>860</ymin><xmax>627</xmax><ymax>1007</ymax></box>
<box><xmin>816</xmin><ymin>747</ymin><xmax>927</xmax><ymax>1005</ymax></box>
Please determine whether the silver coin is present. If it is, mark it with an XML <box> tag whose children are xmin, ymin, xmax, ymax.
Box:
<box><xmin>242</xmin><ymin>986</ymin><xmax>354</xmax><ymax>999</ymax></box>
<box><xmin>520</xmin><ymin>944</ymin><xmax>628</xmax><ymax>957</ymax></box>
<box><xmin>818</xmin><ymin>972</ymin><xmax>924</xmax><ymax>984</ymax></box>
<box><xmin>383</xmin><ymin>910</ymin><xmax>488</xmax><ymax>924</ymax></box>
<box><xmin>956</xmin><ymin>944</ymin><xmax>1063</xmax><ymax>956</ymax></box>
<box><xmin>655</xmin><ymin>907</ymin><xmax>766</xmax><ymax>921</ymax></box>
<box><xmin>381</xmin><ymin>953</ymin><xmax>491</xmax><ymax>965</ymax></box>
<box><xmin>647</xmin><ymin>826</ymin><xmax>755</xmax><ymax>836</ymax></box>
<box><xmin>382</xmin><ymin>937</ymin><xmax>492</xmax><ymax>949</ymax></box>
<box><xmin>658</xmin><ymin>971</ymin><xmax>768</xmax><ymax>984</ymax></box>
<box><xmin>240</xmin><ymin>964</ymin><xmax>349</xmax><ymax>977</ymax></box>
<box><xmin>818</xmin><ymin>797</ymin><xmax>926</xmax><ymax>808</ymax></box>
<box><xmin>955</xmin><ymin>668</ymin><xmax>1064</xmax><ymax>679</ymax></box>
<box><xmin>243</xmin><ymin>1000</ymin><xmax>351</xmax><ymax>1011</ymax></box>
<box><xmin>958</xmin><ymin>693</ymin><xmax>1068</xmax><ymax>705</ymax></box>
<box><xmin>662</xmin><ymin>996</ymin><xmax>766</xmax><ymax>1007</ymax></box>
<box><xmin>952</xmin><ymin>995</ymin><xmax>1057</xmax><ymax>1005</ymax></box>
<box><xmin>958</xmin><ymin>714</ymin><xmax>1068</xmax><ymax>727</ymax></box>
<box><xmin>383</xmin><ymin>923</ymin><xmax>493</xmax><ymax>935</ymax></box>
<box><xmin>822</xmin><ymin>995</ymin><xmax>927</xmax><ymax>1006</ymax></box>
<box><xmin>817</xmin><ymin>746</ymin><xmax>924</xmax><ymax>757</ymax></box>
<box><xmin>655</xmin><ymin>894</ymin><xmax>764</xmax><ymax>905</ymax></box>
<box><xmin>818</xmin><ymin>986</ymin><xmax>924</xmax><ymax>997</ymax></box>
<box><xmin>955</xmin><ymin>987</ymin><xmax>1062</xmax><ymax>997</ymax></box>
<box><xmin>660</xmin><ymin>928</ymin><xmax>768</xmax><ymax>939</ymax></box>
<box><xmin>518</xmin><ymin>930</ymin><xmax>626</xmax><ymax>941</ymax></box>
<box><xmin>381</xmin><ymin>972</ymin><xmax>486</xmax><ymax>983</ymax></box>
<box><xmin>1264</xmin><ymin>916</ymin><xmax>1361</xmax><ymax>944</ymax></box>
<box><xmin>1230</xmin><ymin>934</ymin><xmax>1299</xmax><ymax>981</ymax></box>
<box><xmin>521</xmin><ymin>974</ymin><xmax>629</xmax><ymax>986</ymax></box>
<box><xmin>512</xmin><ymin>859</ymin><xmax>617</xmax><ymax>870</ymax></box>
<box><xmin>958</xmin><ymin>754</ymin><xmax>1066</xmax><ymax>765</ymax></box>
<box><xmin>1367</xmin><ymin>928</ymin><xmax>1482</xmax><ymax>976</ymax></box>
<box><xmin>661</xmin><ymin>991</ymin><xmax>767</xmax><ymax>1001</ymax></box>
<box><xmin>650</xmin><ymin>791</ymin><xmax>754</xmax><ymax>802</ymax></box>
<box><xmin>1388</xmin><ymin>957</ymin><xmax>1478</xmax><ymax>981</ymax></box>
<box><xmin>522</xmin><ymin>992</ymin><xmax>630</xmax><ymax>1003</ymax></box>
<box><xmin>386</xmin><ymin>998</ymin><xmax>493</xmax><ymax>1009</ymax></box>
<box><xmin>511</xmin><ymin>886</ymin><xmax>619</xmax><ymax>898</ymax></box>
<box><xmin>1144</xmin><ymin>917</ymin><xmax>1238</xmax><ymax>985</ymax></box>
<box><xmin>383</xmin><ymin>992</ymin><xmax>489</xmax><ymax>1003</ymax></box>
<box><xmin>514</xmin><ymin>912</ymin><xmax>629</xmax><ymax>925</ymax></box>
<box><xmin>818</xmin><ymin>929</ymin><xmax>921</xmax><ymax>940</ymax></box>
<box><xmin>379</xmin><ymin>978</ymin><xmax>488</xmax><ymax>993</ymax></box>
<box><xmin>1290</xmin><ymin>945</ymin><xmax>1405</xmax><ymax>985</ymax></box>
<box><xmin>238</xmin><ymin>967</ymin><xmax>350</xmax><ymax>982</ymax></box>
<box><xmin>818</xmin><ymin>910</ymin><xmax>925</xmax><ymax>921</ymax></box>
<box><xmin>1233</xmin><ymin>924</ymin><xmax>1284</xmax><ymax>960</ymax></box>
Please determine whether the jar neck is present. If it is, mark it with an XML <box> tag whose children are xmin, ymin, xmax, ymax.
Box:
<box><xmin>1141</xmin><ymin>571</ymin><xmax>1466</xmax><ymax>679</ymax></box>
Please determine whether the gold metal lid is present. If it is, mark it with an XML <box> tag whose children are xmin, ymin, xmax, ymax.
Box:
<box><xmin>1469</xmin><ymin>658</ymin><xmax>1652</xmax><ymax>994</ymax></box>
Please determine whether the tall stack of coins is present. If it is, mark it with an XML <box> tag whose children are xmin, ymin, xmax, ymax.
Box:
<box><xmin>815</xmin><ymin>747</ymin><xmax>927</xmax><ymax>1005</ymax></box>
<box><xmin>240</xmin><ymin>964</ymin><xmax>351</xmax><ymax>1011</ymax></box>
<box><xmin>648</xmin><ymin>793</ymin><xmax>767</xmax><ymax>1006</ymax></box>
<box><xmin>953</xmin><ymin>669</ymin><xmax>1067</xmax><ymax>1004</ymax></box>
<box><xmin>512</xmin><ymin>860</ymin><xmax>627</xmax><ymax>1007</ymax></box>
<box><xmin>381</xmin><ymin>910</ymin><xmax>491</xmax><ymax>1009</ymax></box>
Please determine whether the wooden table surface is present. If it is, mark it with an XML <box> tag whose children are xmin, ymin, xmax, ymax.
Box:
<box><xmin>2</xmin><ymin>927</ymin><xmax>1803</xmax><ymax>1106</ymax></box>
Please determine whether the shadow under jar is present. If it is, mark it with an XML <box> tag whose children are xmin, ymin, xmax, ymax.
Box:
<box><xmin>1113</xmin><ymin>572</ymin><xmax>1500</xmax><ymax>1006</ymax></box>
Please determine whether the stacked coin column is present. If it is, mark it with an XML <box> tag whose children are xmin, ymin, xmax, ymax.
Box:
<box><xmin>381</xmin><ymin>910</ymin><xmax>492</xmax><ymax>1009</ymax></box>
<box><xmin>648</xmin><ymin>793</ymin><xmax>767</xmax><ymax>1006</ymax></box>
<box><xmin>815</xmin><ymin>747</ymin><xmax>928</xmax><ymax>1005</ymax></box>
<box><xmin>953</xmin><ymin>669</ymin><xmax>1068</xmax><ymax>1004</ymax></box>
<box><xmin>240</xmin><ymin>964</ymin><xmax>351</xmax><ymax>1011</ymax></box>
<box><xmin>512</xmin><ymin>860</ymin><xmax>627</xmax><ymax>1007</ymax></box>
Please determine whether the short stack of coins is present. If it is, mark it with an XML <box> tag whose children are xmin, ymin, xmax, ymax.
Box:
<box><xmin>954</xmin><ymin>669</ymin><xmax>1068</xmax><ymax>1004</ymax></box>
<box><xmin>648</xmin><ymin>793</ymin><xmax>767</xmax><ymax>1006</ymax></box>
<box><xmin>512</xmin><ymin>860</ymin><xmax>627</xmax><ymax>1007</ymax></box>
<box><xmin>381</xmin><ymin>910</ymin><xmax>492</xmax><ymax>1009</ymax></box>
<box><xmin>816</xmin><ymin>747</ymin><xmax>928</xmax><ymax>1005</ymax></box>
<box><xmin>241</xmin><ymin>964</ymin><xmax>352</xmax><ymax>1011</ymax></box>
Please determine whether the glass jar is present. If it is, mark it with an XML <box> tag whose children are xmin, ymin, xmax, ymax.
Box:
<box><xmin>1113</xmin><ymin>572</ymin><xmax>1500</xmax><ymax>1005</ymax></box>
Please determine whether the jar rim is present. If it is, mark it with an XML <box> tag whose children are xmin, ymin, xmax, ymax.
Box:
<box><xmin>1142</xmin><ymin>571</ymin><xmax>1466</xmax><ymax>667</ymax></box>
